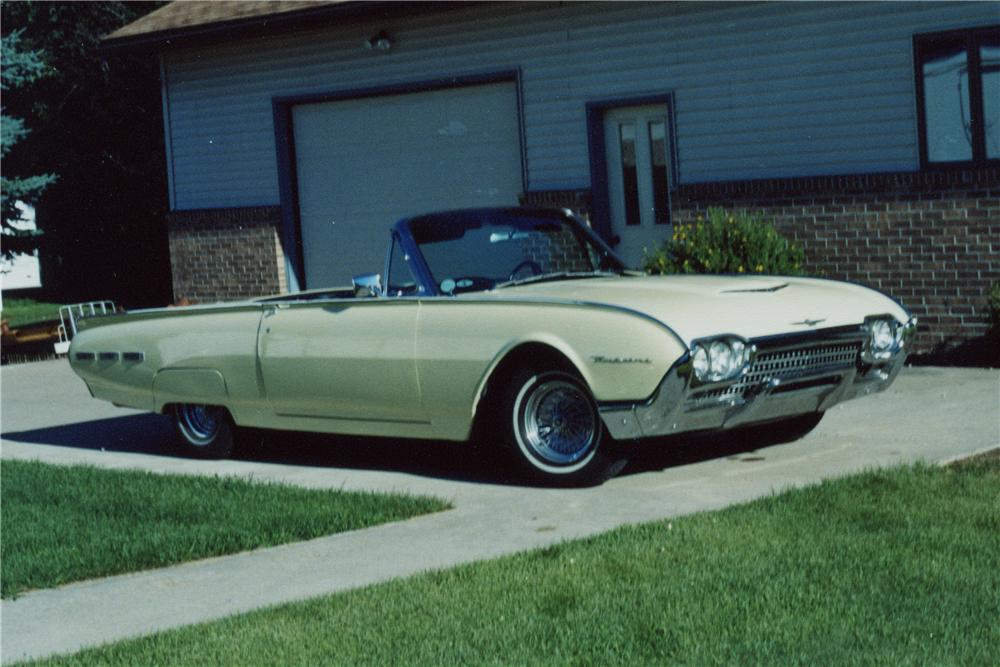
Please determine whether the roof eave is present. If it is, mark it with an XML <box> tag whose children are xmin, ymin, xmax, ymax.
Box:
<box><xmin>100</xmin><ymin>1</ymin><xmax>446</xmax><ymax>54</ymax></box>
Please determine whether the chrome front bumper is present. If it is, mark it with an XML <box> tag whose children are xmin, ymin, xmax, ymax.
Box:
<box><xmin>599</xmin><ymin>320</ymin><xmax>915</xmax><ymax>441</ymax></box>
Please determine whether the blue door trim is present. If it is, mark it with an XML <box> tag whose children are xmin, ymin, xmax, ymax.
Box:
<box><xmin>585</xmin><ymin>93</ymin><xmax>677</xmax><ymax>243</ymax></box>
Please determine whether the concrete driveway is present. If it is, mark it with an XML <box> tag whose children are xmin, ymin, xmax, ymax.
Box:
<box><xmin>1</xmin><ymin>359</ymin><xmax>998</xmax><ymax>663</ymax></box>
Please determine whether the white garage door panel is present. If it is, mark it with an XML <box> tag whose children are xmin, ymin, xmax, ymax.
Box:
<box><xmin>293</xmin><ymin>82</ymin><xmax>522</xmax><ymax>288</ymax></box>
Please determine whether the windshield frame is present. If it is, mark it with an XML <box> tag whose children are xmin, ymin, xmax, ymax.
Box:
<box><xmin>392</xmin><ymin>208</ymin><xmax>627</xmax><ymax>297</ymax></box>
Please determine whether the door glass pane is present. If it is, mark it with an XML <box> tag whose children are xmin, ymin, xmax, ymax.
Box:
<box><xmin>981</xmin><ymin>42</ymin><xmax>1000</xmax><ymax>159</ymax></box>
<box><xmin>618</xmin><ymin>123</ymin><xmax>640</xmax><ymax>226</ymax></box>
<box><xmin>922</xmin><ymin>40</ymin><xmax>972</xmax><ymax>162</ymax></box>
<box><xmin>648</xmin><ymin>120</ymin><xmax>670</xmax><ymax>225</ymax></box>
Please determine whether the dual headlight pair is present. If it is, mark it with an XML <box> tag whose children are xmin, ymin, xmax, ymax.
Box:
<box><xmin>691</xmin><ymin>316</ymin><xmax>913</xmax><ymax>383</ymax></box>
<box><xmin>691</xmin><ymin>337</ymin><xmax>752</xmax><ymax>384</ymax></box>
<box><xmin>863</xmin><ymin>316</ymin><xmax>910</xmax><ymax>363</ymax></box>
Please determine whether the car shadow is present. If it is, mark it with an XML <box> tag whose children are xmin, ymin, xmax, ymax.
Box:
<box><xmin>1</xmin><ymin>414</ymin><xmax>511</xmax><ymax>483</ymax></box>
<box><xmin>2</xmin><ymin>414</ymin><xmax>178</xmax><ymax>456</ymax></box>
<box><xmin>2</xmin><ymin>414</ymin><xmax>767</xmax><ymax>486</ymax></box>
<box><xmin>623</xmin><ymin>430</ymin><xmax>772</xmax><ymax>475</ymax></box>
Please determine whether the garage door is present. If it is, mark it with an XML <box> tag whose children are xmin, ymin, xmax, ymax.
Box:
<box><xmin>292</xmin><ymin>82</ymin><xmax>523</xmax><ymax>288</ymax></box>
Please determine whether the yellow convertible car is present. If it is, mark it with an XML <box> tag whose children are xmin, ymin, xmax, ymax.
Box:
<box><xmin>70</xmin><ymin>208</ymin><xmax>915</xmax><ymax>485</ymax></box>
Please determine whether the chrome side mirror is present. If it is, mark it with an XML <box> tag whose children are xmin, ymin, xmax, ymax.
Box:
<box><xmin>352</xmin><ymin>273</ymin><xmax>383</xmax><ymax>298</ymax></box>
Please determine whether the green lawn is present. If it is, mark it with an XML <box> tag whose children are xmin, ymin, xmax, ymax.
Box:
<box><xmin>26</xmin><ymin>453</ymin><xmax>999</xmax><ymax>666</ymax></box>
<box><xmin>0</xmin><ymin>459</ymin><xmax>449</xmax><ymax>598</ymax></box>
<box><xmin>0</xmin><ymin>298</ymin><xmax>65</xmax><ymax>328</ymax></box>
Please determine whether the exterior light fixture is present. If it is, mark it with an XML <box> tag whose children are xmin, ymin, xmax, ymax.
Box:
<box><xmin>365</xmin><ymin>30</ymin><xmax>394</xmax><ymax>52</ymax></box>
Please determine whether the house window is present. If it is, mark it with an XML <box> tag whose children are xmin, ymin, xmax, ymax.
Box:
<box><xmin>915</xmin><ymin>26</ymin><xmax>999</xmax><ymax>166</ymax></box>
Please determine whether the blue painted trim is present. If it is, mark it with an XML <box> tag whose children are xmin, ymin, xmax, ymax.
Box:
<box><xmin>271</xmin><ymin>100</ymin><xmax>305</xmax><ymax>290</ymax></box>
<box><xmin>271</xmin><ymin>70</ymin><xmax>524</xmax><ymax>290</ymax></box>
<box><xmin>159</xmin><ymin>55</ymin><xmax>177</xmax><ymax>212</ymax></box>
<box><xmin>272</xmin><ymin>70</ymin><xmax>520</xmax><ymax>106</ymax></box>
<box><xmin>585</xmin><ymin>93</ymin><xmax>677</xmax><ymax>244</ymax></box>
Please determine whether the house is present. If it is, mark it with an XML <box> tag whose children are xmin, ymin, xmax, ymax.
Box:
<box><xmin>103</xmin><ymin>1</ymin><xmax>998</xmax><ymax>352</ymax></box>
<box><xmin>1</xmin><ymin>203</ymin><xmax>42</xmax><ymax>292</ymax></box>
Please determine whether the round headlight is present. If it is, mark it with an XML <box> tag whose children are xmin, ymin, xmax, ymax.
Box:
<box><xmin>692</xmin><ymin>345</ymin><xmax>709</xmax><ymax>379</ymax></box>
<box><xmin>730</xmin><ymin>340</ymin><xmax>746</xmax><ymax>368</ymax></box>
<box><xmin>870</xmin><ymin>320</ymin><xmax>894</xmax><ymax>352</ymax></box>
<box><xmin>709</xmin><ymin>340</ymin><xmax>734</xmax><ymax>380</ymax></box>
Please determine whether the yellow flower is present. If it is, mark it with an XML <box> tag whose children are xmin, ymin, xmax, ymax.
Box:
<box><xmin>738</xmin><ymin>265</ymin><xmax>744</xmax><ymax>273</ymax></box>
<box><xmin>755</xmin><ymin>264</ymin><xmax>764</xmax><ymax>273</ymax></box>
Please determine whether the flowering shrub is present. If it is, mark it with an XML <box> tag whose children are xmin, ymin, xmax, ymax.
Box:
<box><xmin>643</xmin><ymin>207</ymin><xmax>806</xmax><ymax>276</ymax></box>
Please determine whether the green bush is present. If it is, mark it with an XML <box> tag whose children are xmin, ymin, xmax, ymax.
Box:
<box><xmin>989</xmin><ymin>282</ymin><xmax>1000</xmax><ymax>328</ymax></box>
<box><xmin>643</xmin><ymin>207</ymin><xmax>806</xmax><ymax>276</ymax></box>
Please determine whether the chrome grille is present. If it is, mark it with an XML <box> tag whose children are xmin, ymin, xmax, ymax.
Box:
<box><xmin>689</xmin><ymin>341</ymin><xmax>861</xmax><ymax>403</ymax></box>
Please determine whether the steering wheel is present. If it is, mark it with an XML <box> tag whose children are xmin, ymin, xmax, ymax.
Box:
<box><xmin>508</xmin><ymin>260</ymin><xmax>543</xmax><ymax>281</ymax></box>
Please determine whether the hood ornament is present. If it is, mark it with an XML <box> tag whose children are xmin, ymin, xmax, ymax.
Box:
<box><xmin>791</xmin><ymin>318</ymin><xmax>826</xmax><ymax>327</ymax></box>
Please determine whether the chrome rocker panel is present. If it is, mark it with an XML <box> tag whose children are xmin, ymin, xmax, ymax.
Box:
<box><xmin>600</xmin><ymin>320</ymin><xmax>914</xmax><ymax>441</ymax></box>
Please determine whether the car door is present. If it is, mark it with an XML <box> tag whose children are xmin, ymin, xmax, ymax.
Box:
<box><xmin>257</xmin><ymin>300</ymin><xmax>426</xmax><ymax>424</ymax></box>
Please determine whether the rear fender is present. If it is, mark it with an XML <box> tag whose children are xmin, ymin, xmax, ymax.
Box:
<box><xmin>153</xmin><ymin>369</ymin><xmax>228</xmax><ymax>412</ymax></box>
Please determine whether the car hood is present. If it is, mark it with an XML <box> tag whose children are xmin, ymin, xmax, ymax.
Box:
<box><xmin>480</xmin><ymin>274</ymin><xmax>910</xmax><ymax>344</ymax></box>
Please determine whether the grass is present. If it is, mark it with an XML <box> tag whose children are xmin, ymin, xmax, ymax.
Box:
<box><xmin>0</xmin><ymin>298</ymin><xmax>65</xmax><ymax>328</ymax></box>
<box><xmin>25</xmin><ymin>454</ymin><xmax>999</xmax><ymax>666</ymax></box>
<box><xmin>0</xmin><ymin>459</ymin><xmax>449</xmax><ymax>599</ymax></box>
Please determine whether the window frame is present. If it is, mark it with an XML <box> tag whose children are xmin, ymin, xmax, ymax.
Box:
<box><xmin>913</xmin><ymin>25</ymin><xmax>1000</xmax><ymax>169</ymax></box>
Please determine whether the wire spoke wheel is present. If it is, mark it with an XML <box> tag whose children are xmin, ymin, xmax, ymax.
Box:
<box><xmin>493</xmin><ymin>367</ymin><xmax>626</xmax><ymax>486</ymax></box>
<box><xmin>521</xmin><ymin>380</ymin><xmax>598</xmax><ymax>465</ymax></box>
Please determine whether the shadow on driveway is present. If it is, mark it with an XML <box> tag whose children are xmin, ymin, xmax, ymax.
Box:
<box><xmin>2</xmin><ymin>414</ymin><xmax>176</xmax><ymax>456</ymax></box>
<box><xmin>2</xmin><ymin>414</ymin><xmax>766</xmax><ymax>485</ymax></box>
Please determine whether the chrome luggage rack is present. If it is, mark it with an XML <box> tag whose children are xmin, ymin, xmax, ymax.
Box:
<box><xmin>54</xmin><ymin>301</ymin><xmax>117</xmax><ymax>355</ymax></box>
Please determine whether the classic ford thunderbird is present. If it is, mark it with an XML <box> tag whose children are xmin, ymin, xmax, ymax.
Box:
<box><xmin>69</xmin><ymin>208</ymin><xmax>915</xmax><ymax>485</ymax></box>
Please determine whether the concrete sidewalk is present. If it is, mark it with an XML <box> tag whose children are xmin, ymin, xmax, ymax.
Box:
<box><xmin>1</xmin><ymin>360</ymin><xmax>997</xmax><ymax>663</ymax></box>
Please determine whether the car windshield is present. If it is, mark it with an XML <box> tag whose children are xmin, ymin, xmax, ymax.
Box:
<box><xmin>407</xmin><ymin>210</ymin><xmax>625</xmax><ymax>295</ymax></box>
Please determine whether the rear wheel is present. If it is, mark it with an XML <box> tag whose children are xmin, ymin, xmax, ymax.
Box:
<box><xmin>498</xmin><ymin>369</ymin><xmax>626</xmax><ymax>486</ymax></box>
<box><xmin>173</xmin><ymin>404</ymin><xmax>236</xmax><ymax>459</ymax></box>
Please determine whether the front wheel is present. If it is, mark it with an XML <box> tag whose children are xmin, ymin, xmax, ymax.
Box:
<box><xmin>173</xmin><ymin>404</ymin><xmax>236</xmax><ymax>459</ymax></box>
<box><xmin>499</xmin><ymin>369</ymin><xmax>626</xmax><ymax>486</ymax></box>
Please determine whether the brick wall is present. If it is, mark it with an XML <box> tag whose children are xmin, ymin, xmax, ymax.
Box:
<box><xmin>166</xmin><ymin>206</ymin><xmax>286</xmax><ymax>303</ymax></box>
<box><xmin>671</xmin><ymin>167</ymin><xmax>999</xmax><ymax>353</ymax></box>
<box><xmin>519</xmin><ymin>190</ymin><xmax>592</xmax><ymax>221</ymax></box>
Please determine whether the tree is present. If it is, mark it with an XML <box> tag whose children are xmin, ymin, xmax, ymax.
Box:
<box><xmin>1</xmin><ymin>29</ymin><xmax>57</xmax><ymax>255</ymax></box>
<box><xmin>1</xmin><ymin>2</ymin><xmax>171</xmax><ymax>307</ymax></box>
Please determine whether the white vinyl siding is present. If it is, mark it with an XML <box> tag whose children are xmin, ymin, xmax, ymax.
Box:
<box><xmin>161</xmin><ymin>1</ymin><xmax>999</xmax><ymax>210</ymax></box>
